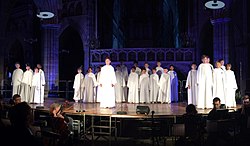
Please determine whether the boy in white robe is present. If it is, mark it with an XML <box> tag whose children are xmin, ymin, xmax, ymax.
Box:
<box><xmin>144</xmin><ymin>62</ymin><xmax>152</xmax><ymax>76</ymax></box>
<box><xmin>225</xmin><ymin>63</ymin><xmax>238</xmax><ymax>107</ymax></box>
<box><xmin>12</xmin><ymin>62</ymin><xmax>23</xmax><ymax>96</ymax></box>
<box><xmin>158</xmin><ymin>68</ymin><xmax>171</xmax><ymax>103</ymax></box>
<box><xmin>219</xmin><ymin>59</ymin><xmax>226</xmax><ymax>71</ymax></box>
<box><xmin>95</xmin><ymin>65</ymin><xmax>102</xmax><ymax>102</ymax></box>
<box><xmin>31</xmin><ymin>67</ymin><xmax>45</xmax><ymax>104</ymax></box>
<box><xmin>99</xmin><ymin>57</ymin><xmax>117</xmax><ymax>108</ymax></box>
<box><xmin>149</xmin><ymin>68</ymin><xmax>159</xmax><ymax>103</ymax></box>
<box><xmin>20</xmin><ymin>64</ymin><xmax>33</xmax><ymax>102</ymax></box>
<box><xmin>139</xmin><ymin>68</ymin><xmax>150</xmax><ymax>103</ymax></box>
<box><xmin>127</xmin><ymin>67</ymin><xmax>139</xmax><ymax>103</ymax></box>
<box><xmin>73</xmin><ymin>67</ymin><xmax>85</xmax><ymax>102</ymax></box>
<box><xmin>84</xmin><ymin>67</ymin><xmax>97</xmax><ymax>103</ymax></box>
<box><xmin>197</xmin><ymin>55</ymin><xmax>214</xmax><ymax>109</ymax></box>
<box><xmin>169</xmin><ymin>65</ymin><xmax>179</xmax><ymax>102</ymax></box>
<box><xmin>156</xmin><ymin>61</ymin><xmax>164</xmax><ymax>77</ymax></box>
<box><xmin>213</xmin><ymin>61</ymin><xmax>226</xmax><ymax>104</ymax></box>
<box><xmin>37</xmin><ymin>64</ymin><xmax>46</xmax><ymax>102</ymax></box>
<box><xmin>120</xmin><ymin>61</ymin><xmax>129</xmax><ymax>102</ymax></box>
<box><xmin>185</xmin><ymin>63</ymin><xmax>198</xmax><ymax>105</ymax></box>
<box><xmin>115</xmin><ymin>65</ymin><xmax>126</xmax><ymax>103</ymax></box>
<box><xmin>133</xmin><ymin>61</ymin><xmax>141</xmax><ymax>76</ymax></box>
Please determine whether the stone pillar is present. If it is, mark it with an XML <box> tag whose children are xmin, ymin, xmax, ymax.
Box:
<box><xmin>41</xmin><ymin>24</ymin><xmax>60</xmax><ymax>96</ymax></box>
<box><xmin>211</xmin><ymin>17</ymin><xmax>231</xmax><ymax>63</ymax></box>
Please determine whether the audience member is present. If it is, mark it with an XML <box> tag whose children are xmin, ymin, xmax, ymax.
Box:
<box><xmin>49</xmin><ymin>103</ymin><xmax>73</xmax><ymax>145</ymax></box>
<box><xmin>207</xmin><ymin>97</ymin><xmax>229</xmax><ymax>120</ymax></box>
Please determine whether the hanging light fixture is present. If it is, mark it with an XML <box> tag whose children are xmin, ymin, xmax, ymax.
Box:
<box><xmin>37</xmin><ymin>11</ymin><xmax>54</xmax><ymax>19</ymax></box>
<box><xmin>205</xmin><ymin>0</ymin><xmax>225</xmax><ymax>9</ymax></box>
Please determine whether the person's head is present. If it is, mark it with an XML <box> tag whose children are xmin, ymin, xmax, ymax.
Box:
<box><xmin>152</xmin><ymin>68</ymin><xmax>156</xmax><ymax>74</ymax></box>
<box><xmin>242</xmin><ymin>95</ymin><xmax>250</xmax><ymax>106</ymax></box>
<box><xmin>37</xmin><ymin>64</ymin><xmax>42</xmax><ymax>69</ymax></box>
<box><xmin>141</xmin><ymin>67</ymin><xmax>146</xmax><ymax>74</ymax></box>
<box><xmin>215</xmin><ymin>61</ymin><xmax>222</xmax><ymax>68</ymax></box>
<box><xmin>131</xmin><ymin>66</ymin><xmax>136</xmax><ymax>72</ymax></box>
<box><xmin>157</xmin><ymin>61</ymin><xmax>161</xmax><ymax>67</ymax></box>
<box><xmin>201</xmin><ymin>55</ymin><xmax>209</xmax><ymax>63</ymax></box>
<box><xmin>219</xmin><ymin>59</ymin><xmax>224</xmax><ymax>66</ymax></box>
<box><xmin>12</xmin><ymin>94</ymin><xmax>21</xmax><ymax>105</ymax></box>
<box><xmin>25</xmin><ymin>63</ymin><xmax>30</xmax><ymax>70</ymax></box>
<box><xmin>163</xmin><ymin>68</ymin><xmax>168</xmax><ymax>73</ymax></box>
<box><xmin>77</xmin><ymin>67</ymin><xmax>82</xmax><ymax>73</ymax></box>
<box><xmin>87</xmin><ymin>67</ymin><xmax>92</xmax><ymax>73</ymax></box>
<box><xmin>191</xmin><ymin>63</ymin><xmax>197</xmax><ymax>70</ymax></box>
<box><xmin>144</xmin><ymin>62</ymin><xmax>149</xmax><ymax>68</ymax></box>
<box><xmin>213</xmin><ymin>97</ymin><xmax>221</xmax><ymax>109</ymax></box>
<box><xmin>186</xmin><ymin>104</ymin><xmax>197</xmax><ymax>115</ymax></box>
<box><xmin>169</xmin><ymin>65</ymin><xmax>174</xmax><ymax>71</ymax></box>
<box><xmin>15</xmin><ymin>62</ymin><xmax>20</xmax><ymax>69</ymax></box>
<box><xmin>34</xmin><ymin>67</ymin><xmax>39</xmax><ymax>73</ymax></box>
<box><xmin>105</xmin><ymin>56</ymin><xmax>111</xmax><ymax>65</ymax></box>
<box><xmin>134</xmin><ymin>61</ymin><xmax>138</xmax><ymax>67</ymax></box>
<box><xmin>49</xmin><ymin>103</ymin><xmax>63</xmax><ymax>117</ymax></box>
<box><xmin>9</xmin><ymin>102</ymin><xmax>32</xmax><ymax>127</ymax></box>
<box><xmin>226</xmin><ymin>63</ymin><xmax>231</xmax><ymax>70</ymax></box>
<box><xmin>116</xmin><ymin>65</ymin><xmax>121</xmax><ymax>71</ymax></box>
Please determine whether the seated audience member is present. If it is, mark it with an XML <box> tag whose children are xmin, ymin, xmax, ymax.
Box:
<box><xmin>9</xmin><ymin>94</ymin><xmax>21</xmax><ymax>106</ymax></box>
<box><xmin>237</xmin><ymin>95</ymin><xmax>250</xmax><ymax>138</ymax></box>
<box><xmin>207</xmin><ymin>97</ymin><xmax>230</xmax><ymax>120</ymax></box>
<box><xmin>49</xmin><ymin>103</ymin><xmax>73</xmax><ymax>145</ymax></box>
<box><xmin>8</xmin><ymin>102</ymin><xmax>43</xmax><ymax>146</ymax></box>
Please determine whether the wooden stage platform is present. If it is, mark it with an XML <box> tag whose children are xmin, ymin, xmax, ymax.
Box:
<box><xmin>30</xmin><ymin>98</ymin><xmax>240</xmax><ymax>118</ymax></box>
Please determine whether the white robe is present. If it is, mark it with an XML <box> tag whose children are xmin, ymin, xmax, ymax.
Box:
<box><xmin>169</xmin><ymin>70</ymin><xmax>179</xmax><ymax>102</ymax></box>
<box><xmin>73</xmin><ymin>73</ymin><xmax>85</xmax><ymax>101</ymax></box>
<box><xmin>32</xmin><ymin>71</ymin><xmax>45</xmax><ymax>103</ymax></box>
<box><xmin>149</xmin><ymin>73</ymin><xmax>159</xmax><ymax>102</ymax></box>
<box><xmin>158</xmin><ymin>73</ymin><xmax>171</xmax><ymax>103</ymax></box>
<box><xmin>139</xmin><ymin>74</ymin><xmax>150</xmax><ymax>103</ymax></box>
<box><xmin>225</xmin><ymin>70</ymin><xmax>238</xmax><ymax>107</ymax></box>
<box><xmin>12</xmin><ymin>68</ymin><xmax>23</xmax><ymax>96</ymax></box>
<box><xmin>99</xmin><ymin>65</ymin><xmax>117</xmax><ymax>108</ymax></box>
<box><xmin>197</xmin><ymin>63</ymin><xmax>214</xmax><ymax>109</ymax></box>
<box><xmin>121</xmin><ymin>65</ymin><xmax>129</xmax><ymax>102</ymax></box>
<box><xmin>96</xmin><ymin>72</ymin><xmax>101</xmax><ymax>102</ymax></box>
<box><xmin>185</xmin><ymin>70</ymin><xmax>198</xmax><ymax>105</ymax></box>
<box><xmin>39</xmin><ymin>69</ymin><xmax>46</xmax><ymax>101</ymax></box>
<box><xmin>84</xmin><ymin>73</ymin><xmax>97</xmax><ymax>103</ymax></box>
<box><xmin>146</xmin><ymin>67</ymin><xmax>152</xmax><ymax>76</ymax></box>
<box><xmin>127</xmin><ymin>72</ymin><xmax>139</xmax><ymax>103</ymax></box>
<box><xmin>115</xmin><ymin>71</ymin><xmax>125</xmax><ymax>102</ymax></box>
<box><xmin>213</xmin><ymin>68</ymin><xmax>226</xmax><ymax>104</ymax></box>
<box><xmin>20</xmin><ymin>69</ymin><xmax>33</xmax><ymax>102</ymax></box>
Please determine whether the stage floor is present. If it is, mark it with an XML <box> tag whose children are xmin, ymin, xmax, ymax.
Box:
<box><xmin>29</xmin><ymin>98</ymin><xmax>241</xmax><ymax>118</ymax></box>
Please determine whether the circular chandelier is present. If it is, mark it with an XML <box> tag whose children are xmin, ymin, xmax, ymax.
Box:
<box><xmin>37</xmin><ymin>11</ymin><xmax>54</xmax><ymax>19</ymax></box>
<box><xmin>205</xmin><ymin>0</ymin><xmax>225</xmax><ymax>9</ymax></box>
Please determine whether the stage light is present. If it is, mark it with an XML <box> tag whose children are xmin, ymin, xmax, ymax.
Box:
<box><xmin>205</xmin><ymin>0</ymin><xmax>225</xmax><ymax>9</ymax></box>
<box><xmin>37</xmin><ymin>11</ymin><xmax>54</xmax><ymax>19</ymax></box>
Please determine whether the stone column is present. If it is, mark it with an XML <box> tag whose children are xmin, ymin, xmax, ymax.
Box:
<box><xmin>211</xmin><ymin>17</ymin><xmax>231</xmax><ymax>63</ymax></box>
<box><xmin>41</xmin><ymin>24</ymin><xmax>60</xmax><ymax>96</ymax></box>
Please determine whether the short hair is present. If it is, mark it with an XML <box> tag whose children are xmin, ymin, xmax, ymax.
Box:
<box><xmin>226</xmin><ymin>63</ymin><xmax>231</xmax><ymax>68</ymax></box>
<box><xmin>191</xmin><ymin>62</ymin><xmax>197</xmax><ymax>66</ymax></box>
<box><xmin>9</xmin><ymin>102</ymin><xmax>32</xmax><ymax>127</ymax></box>
<box><xmin>131</xmin><ymin>66</ymin><xmax>136</xmax><ymax>70</ymax></box>
<box><xmin>152</xmin><ymin>67</ymin><xmax>156</xmax><ymax>71</ymax></box>
<box><xmin>201</xmin><ymin>55</ymin><xmax>208</xmax><ymax>59</ymax></box>
<box><xmin>186</xmin><ymin>104</ymin><xmax>197</xmax><ymax>115</ymax></box>
<box><xmin>218</xmin><ymin>59</ymin><xmax>224</xmax><ymax>62</ymax></box>
<box><xmin>141</xmin><ymin>67</ymin><xmax>146</xmax><ymax>71</ymax></box>
<box><xmin>105</xmin><ymin>56</ymin><xmax>111</xmax><ymax>61</ymax></box>
<box><xmin>213</xmin><ymin>97</ymin><xmax>221</xmax><ymax>103</ymax></box>
<box><xmin>243</xmin><ymin>95</ymin><xmax>250</xmax><ymax>101</ymax></box>
<box><xmin>15</xmin><ymin>62</ymin><xmax>20</xmax><ymax>65</ymax></box>
<box><xmin>12</xmin><ymin>94</ymin><xmax>21</xmax><ymax>100</ymax></box>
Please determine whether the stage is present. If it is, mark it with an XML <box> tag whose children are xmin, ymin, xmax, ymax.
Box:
<box><xmin>30</xmin><ymin>97</ymin><xmax>240</xmax><ymax>118</ymax></box>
